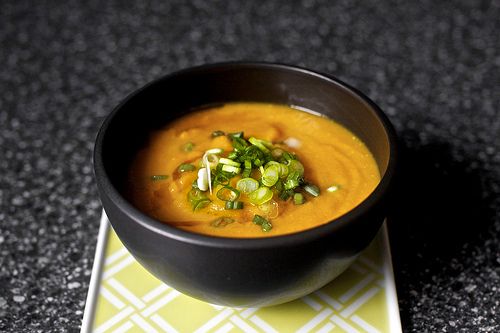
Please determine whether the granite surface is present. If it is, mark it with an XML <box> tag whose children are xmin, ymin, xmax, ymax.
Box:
<box><xmin>0</xmin><ymin>0</ymin><xmax>498</xmax><ymax>331</ymax></box>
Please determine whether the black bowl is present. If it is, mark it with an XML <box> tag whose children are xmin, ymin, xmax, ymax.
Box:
<box><xmin>94</xmin><ymin>62</ymin><xmax>397</xmax><ymax>307</ymax></box>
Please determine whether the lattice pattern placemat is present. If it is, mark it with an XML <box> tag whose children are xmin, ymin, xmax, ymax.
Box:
<box><xmin>82</xmin><ymin>213</ymin><xmax>401</xmax><ymax>333</ymax></box>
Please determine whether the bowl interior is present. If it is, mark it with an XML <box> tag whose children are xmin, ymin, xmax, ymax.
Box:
<box><xmin>102</xmin><ymin>63</ymin><xmax>393</xmax><ymax>203</ymax></box>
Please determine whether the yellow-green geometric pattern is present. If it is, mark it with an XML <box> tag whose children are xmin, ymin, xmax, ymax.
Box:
<box><xmin>91</xmin><ymin>224</ymin><xmax>398</xmax><ymax>333</ymax></box>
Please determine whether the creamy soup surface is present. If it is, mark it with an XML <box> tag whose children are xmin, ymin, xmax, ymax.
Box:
<box><xmin>127</xmin><ymin>103</ymin><xmax>380</xmax><ymax>238</ymax></box>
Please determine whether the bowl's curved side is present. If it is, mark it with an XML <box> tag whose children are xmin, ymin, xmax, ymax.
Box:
<box><xmin>100</xmin><ymin>189</ymin><xmax>385</xmax><ymax>307</ymax></box>
<box><xmin>94</xmin><ymin>62</ymin><xmax>396</xmax><ymax>306</ymax></box>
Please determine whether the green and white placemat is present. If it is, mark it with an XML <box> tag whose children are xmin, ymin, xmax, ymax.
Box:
<box><xmin>81</xmin><ymin>212</ymin><xmax>401</xmax><ymax>333</ymax></box>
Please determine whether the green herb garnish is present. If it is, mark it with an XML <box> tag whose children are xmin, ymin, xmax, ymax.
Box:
<box><xmin>211</xmin><ymin>130</ymin><xmax>225</xmax><ymax>138</ymax></box>
<box><xmin>293</xmin><ymin>192</ymin><xmax>305</xmax><ymax>205</ymax></box>
<box><xmin>182</xmin><ymin>142</ymin><xmax>194</xmax><ymax>152</ymax></box>
<box><xmin>216</xmin><ymin>185</ymin><xmax>240</xmax><ymax>202</ymax></box>
<box><xmin>225</xmin><ymin>201</ymin><xmax>244</xmax><ymax>210</ymax></box>
<box><xmin>253</xmin><ymin>214</ymin><xmax>272</xmax><ymax>232</ymax></box>
<box><xmin>178</xmin><ymin>163</ymin><xmax>196</xmax><ymax>173</ymax></box>
<box><xmin>151</xmin><ymin>175</ymin><xmax>169</xmax><ymax>181</ymax></box>
<box><xmin>211</xmin><ymin>216</ymin><xmax>235</xmax><ymax>228</ymax></box>
<box><xmin>189</xmin><ymin>131</ymin><xmax>324</xmax><ymax>232</ymax></box>
<box><xmin>187</xmin><ymin>188</ymin><xmax>211</xmax><ymax>211</ymax></box>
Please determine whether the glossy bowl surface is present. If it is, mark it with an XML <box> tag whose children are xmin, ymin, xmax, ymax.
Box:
<box><xmin>94</xmin><ymin>62</ymin><xmax>397</xmax><ymax>307</ymax></box>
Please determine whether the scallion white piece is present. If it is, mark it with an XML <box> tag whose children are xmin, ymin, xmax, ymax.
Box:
<box><xmin>197</xmin><ymin>168</ymin><xmax>209</xmax><ymax>191</ymax></box>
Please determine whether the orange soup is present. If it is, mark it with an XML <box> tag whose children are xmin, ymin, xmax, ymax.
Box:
<box><xmin>127</xmin><ymin>103</ymin><xmax>380</xmax><ymax>237</ymax></box>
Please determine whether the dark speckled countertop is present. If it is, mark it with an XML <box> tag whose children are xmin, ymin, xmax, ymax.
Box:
<box><xmin>0</xmin><ymin>0</ymin><xmax>498</xmax><ymax>331</ymax></box>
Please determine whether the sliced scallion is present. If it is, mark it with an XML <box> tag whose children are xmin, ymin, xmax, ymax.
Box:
<box><xmin>205</xmin><ymin>148</ymin><xmax>224</xmax><ymax>155</ymax></box>
<box><xmin>211</xmin><ymin>130</ymin><xmax>225</xmax><ymax>138</ymax></box>
<box><xmin>219</xmin><ymin>158</ymin><xmax>241</xmax><ymax>167</ymax></box>
<box><xmin>252</xmin><ymin>214</ymin><xmax>272</xmax><ymax>232</ymax></box>
<box><xmin>216</xmin><ymin>185</ymin><xmax>240</xmax><ymax>202</ymax></box>
<box><xmin>188</xmin><ymin>189</ymin><xmax>211</xmax><ymax>211</ymax></box>
<box><xmin>281</xmin><ymin>151</ymin><xmax>296</xmax><ymax>162</ymax></box>
<box><xmin>284</xmin><ymin>178</ymin><xmax>299</xmax><ymax>190</ymax></box>
<box><xmin>286</xmin><ymin>160</ymin><xmax>304</xmax><ymax>176</ymax></box>
<box><xmin>277</xmin><ymin>163</ymin><xmax>289</xmax><ymax>178</ymax></box>
<box><xmin>228</xmin><ymin>131</ymin><xmax>244</xmax><ymax>139</ymax></box>
<box><xmin>227</xmin><ymin>151</ymin><xmax>239</xmax><ymax>160</ymax></box>
<box><xmin>242</xmin><ymin>160</ymin><xmax>252</xmax><ymax>178</ymax></box>
<box><xmin>178</xmin><ymin>163</ymin><xmax>196</xmax><ymax>173</ymax></box>
<box><xmin>279</xmin><ymin>189</ymin><xmax>294</xmax><ymax>201</ymax></box>
<box><xmin>221</xmin><ymin>165</ymin><xmax>241</xmax><ymax>174</ymax></box>
<box><xmin>236</xmin><ymin>177</ymin><xmax>259</xmax><ymax>194</ymax></box>
<box><xmin>225</xmin><ymin>201</ymin><xmax>244</xmax><ymax>210</ymax></box>
<box><xmin>261</xmin><ymin>164</ymin><xmax>280</xmax><ymax>187</ymax></box>
<box><xmin>248</xmin><ymin>186</ymin><xmax>273</xmax><ymax>205</ymax></box>
<box><xmin>210</xmin><ymin>216</ymin><xmax>235</xmax><ymax>228</ymax></box>
<box><xmin>182</xmin><ymin>142</ymin><xmax>194</xmax><ymax>152</ymax></box>
<box><xmin>293</xmin><ymin>193</ymin><xmax>305</xmax><ymax>205</ymax></box>
<box><xmin>196</xmin><ymin>168</ymin><xmax>209</xmax><ymax>191</ymax></box>
<box><xmin>231</xmin><ymin>137</ymin><xmax>248</xmax><ymax>151</ymax></box>
<box><xmin>151</xmin><ymin>175</ymin><xmax>169</xmax><ymax>181</ymax></box>
<box><xmin>303</xmin><ymin>183</ymin><xmax>320</xmax><ymax>197</ymax></box>
<box><xmin>249</xmin><ymin>137</ymin><xmax>271</xmax><ymax>153</ymax></box>
<box><xmin>271</xmin><ymin>148</ymin><xmax>284</xmax><ymax>159</ymax></box>
<box><xmin>258</xmin><ymin>200</ymin><xmax>279</xmax><ymax>218</ymax></box>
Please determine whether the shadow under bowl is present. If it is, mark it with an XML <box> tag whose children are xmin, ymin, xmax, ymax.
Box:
<box><xmin>93</xmin><ymin>62</ymin><xmax>397</xmax><ymax>307</ymax></box>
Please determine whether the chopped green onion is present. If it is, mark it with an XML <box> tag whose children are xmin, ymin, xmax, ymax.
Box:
<box><xmin>286</xmin><ymin>160</ymin><xmax>304</xmax><ymax>176</ymax></box>
<box><xmin>239</xmin><ymin>145</ymin><xmax>262</xmax><ymax>163</ymax></box>
<box><xmin>225</xmin><ymin>201</ymin><xmax>244</xmax><ymax>210</ymax></box>
<box><xmin>327</xmin><ymin>185</ymin><xmax>340</xmax><ymax>192</ymax></box>
<box><xmin>249</xmin><ymin>137</ymin><xmax>271</xmax><ymax>153</ymax></box>
<box><xmin>205</xmin><ymin>148</ymin><xmax>224</xmax><ymax>155</ymax></box>
<box><xmin>197</xmin><ymin>168</ymin><xmax>209</xmax><ymax>191</ymax></box>
<box><xmin>271</xmin><ymin>148</ymin><xmax>284</xmax><ymax>159</ymax></box>
<box><xmin>248</xmin><ymin>186</ymin><xmax>273</xmax><ymax>205</ymax></box>
<box><xmin>228</xmin><ymin>131</ymin><xmax>244</xmax><ymax>139</ymax></box>
<box><xmin>188</xmin><ymin>189</ymin><xmax>211</xmax><ymax>211</ymax></box>
<box><xmin>261</xmin><ymin>164</ymin><xmax>280</xmax><ymax>187</ymax></box>
<box><xmin>193</xmin><ymin>199</ymin><xmax>211</xmax><ymax>210</ymax></box>
<box><xmin>236</xmin><ymin>178</ymin><xmax>260</xmax><ymax>194</ymax></box>
<box><xmin>216</xmin><ymin>185</ymin><xmax>240</xmax><ymax>202</ymax></box>
<box><xmin>211</xmin><ymin>130</ymin><xmax>225</xmax><ymax>138</ymax></box>
<box><xmin>151</xmin><ymin>175</ymin><xmax>169</xmax><ymax>181</ymax></box>
<box><xmin>258</xmin><ymin>200</ymin><xmax>279</xmax><ymax>218</ymax></box>
<box><xmin>204</xmin><ymin>154</ymin><xmax>219</xmax><ymax>168</ymax></box>
<box><xmin>303</xmin><ymin>183</ymin><xmax>320</xmax><ymax>197</ymax></box>
<box><xmin>231</xmin><ymin>137</ymin><xmax>248</xmax><ymax>151</ymax></box>
<box><xmin>219</xmin><ymin>158</ymin><xmax>241</xmax><ymax>167</ymax></box>
<box><xmin>242</xmin><ymin>160</ymin><xmax>252</xmax><ymax>178</ymax></box>
<box><xmin>284</xmin><ymin>178</ymin><xmax>299</xmax><ymax>190</ymax></box>
<box><xmin>202</xmin><ymin>154</ymin><xmax>213</xmax><ymax>194</ymax></box>
<box><xmin>267</xmin><ymin>161</ymin><xmax>288</xmax><ymax>178</ymax></box>
<box><xmin>178</xmin><ymin>163</ymin><xmax>196</xmax><ymax>173</ymax></box>
<box><xmin>274</xmin><ymin>179</ymin><xmax>284</xmax><ymax>193</ymax></box>
<box><xmin>293</xmin><ymin>193</ymin><xmax>305</xmax><ymax>205</ymax></box>
<box><xmin>268</xmin><ymin>162</ymin><xmax>289</xmax><ymax>178</ymax></box>
<box><xmin>279</xmin><ymin>189</ymin><xmax>294</xmax><ymax>201</ymax></box>
<box><xmin>227</xmin><ymin>151</ymin><xmax>239</xmax><ymax>160</ymax></box>
<box><xmin>210</xmin><ymin>216</ymin><xmax>235</xmax><ymax>228</ymax></box>
<box><xmin>213</xmin><ymin>171</ymin><xmax>231</xmax><ymax>186</ymax></box>
<box><xmin>281</xmin><ymin>151</ymin><xmax>296</xmax><ymax>162</ymax></box>
<box><xmin>253</xmin><ymin>214</ymin><xmax>272</xmax><ymax>232</ymax></box>
<box><xmin>221</xmin><ymin>165</ymin><xmax>241</xmax><ymax>174</ymax></box>
<box><xmin>182</xmin><ymin>142</ymin><xmax>194</xmax><ymax>152</ymax></box>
